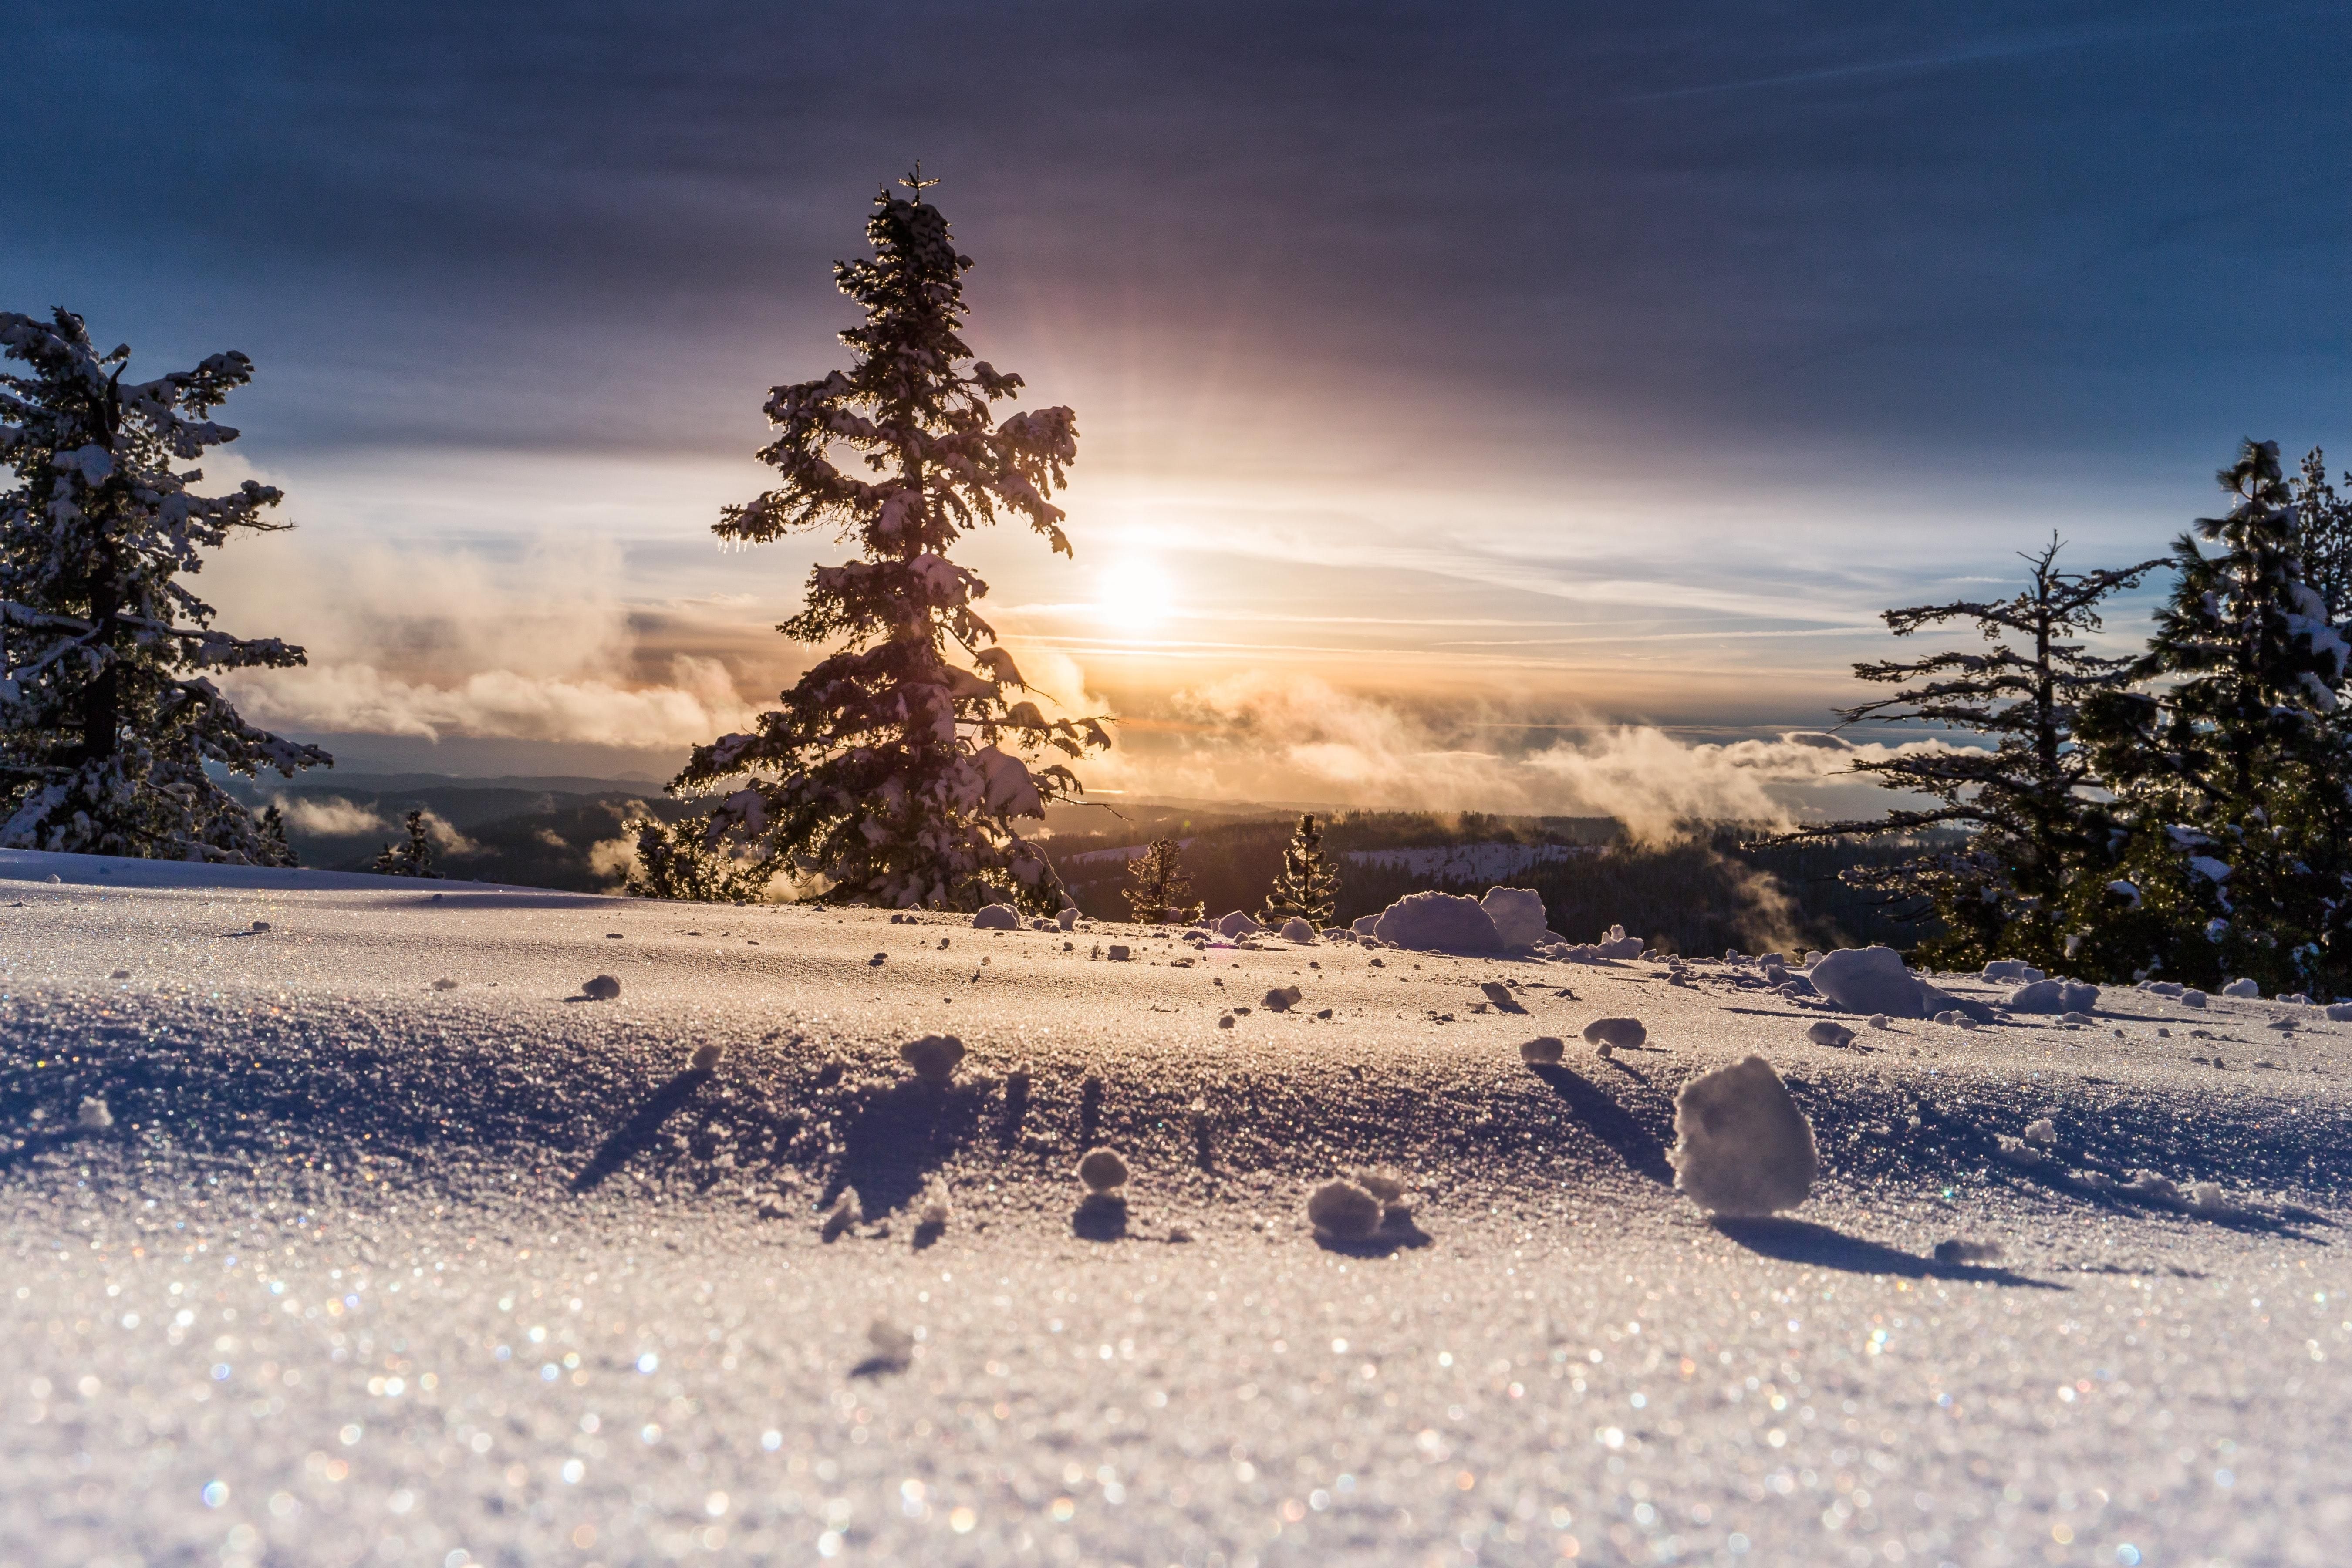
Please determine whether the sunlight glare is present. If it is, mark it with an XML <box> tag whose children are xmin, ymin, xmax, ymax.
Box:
<box><xmin>1095</xmin><ymin>557</ymin><xmax>1175</xmax><ymax>633</ymax></box>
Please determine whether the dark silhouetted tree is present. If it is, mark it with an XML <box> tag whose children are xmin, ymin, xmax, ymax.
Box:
<box><xmin>664</xmin><ymin>173</ymin><xmax>1107</xmax><ymax>911</ymax></box>
<box><xmin>623</xmin><ymin>813</ymin><xmax>768</xmax><ymax>903</ymax></box>
<box><xmin>2291</xmin><ymin>444</ymin><xmax>2352</xmax><ymax>620</ymax></box>
<box><xmin>1759</xmin><ymin>535</ymin><xmax>2162</xmax><ymax>972</ymax></box>
<box><xmin>1124</xmin><ymin>838</ymin><xmax>1202</xmax><ymax>924</ymax></box>
<box><xmin>1259</xmin><ymin>812</ymin><xmax>1340</xmax><ymax>926</ymax></box>
<box><xmin>0</xmin><ymin>309</ymin><xmax>327</xmax><ymax>860</ymax></box>
<box><xmin>372</xmin><ymin>809</ymin><xmax>444</xmax><ymax>879</ymax></box>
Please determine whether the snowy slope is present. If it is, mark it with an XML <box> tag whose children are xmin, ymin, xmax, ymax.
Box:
<box><xmin>3</xmin><ymin>859</ymin><xmax>2349</xmax><ymax>1566</ymax></box>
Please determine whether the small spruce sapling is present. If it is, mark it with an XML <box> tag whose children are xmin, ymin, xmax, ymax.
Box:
<box><xmin>665</xmin><ymin>172</ymin><xmax>1108</xmax><ymax>912</ymax></box>
<box><xmin>0</xmin><ymin>309</ymin><xmax>328</xmax><ymax>860</ymax></box>
<box><xmin>1260</xmin><ymin>812</ymin><xmax>1340</xmax><ymax>927</ymax></box>
<box><xmin>1124</xmin><ymin>837</ymin><xmax>1203</xmax><ymax>924</ymax></box>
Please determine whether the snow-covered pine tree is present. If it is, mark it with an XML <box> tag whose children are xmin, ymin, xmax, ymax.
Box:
<box><xmin>0</xmin><ymin>309</ymin><xmax>327</xmax><ymax>862</ymax></box>
<box><xmin>1757</xmin><ymin>536</ymin><xmax>2162</xmax><ymax>972</ymax></box>
<box><xmin>2291</xmin><ymin>445</ymin><xmax>2352</xmax><ymax>620</ymax></box>
<box><xmin>371</xmin><ymin>809</ymin><xmax>443</xmax><ymax>879</ymax></box>
<box><xmin>1123</xmin><ymin>837</ymin><xmax>1202</xmax><ymax>924</ymax></box>
<box><xmin>1260</xmin><ymin>812</ymin><xmax>1340</xmax><ymax>927</ymax></box>
<box><xmin>665</xmin><ymin>173</ymin><xmax>1108</xmax><ymax>913</ymax></box>
<box><xmin>2082</xmin><ymin>440</ymin><xmax>2352</xmax><ymax>994</ymax></box>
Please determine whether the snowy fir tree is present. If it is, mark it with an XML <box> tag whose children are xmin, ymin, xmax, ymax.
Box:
<box><xmin>2291</xmin><ymin>444</ymin><xmax>2352</xmax><ymax>621</ymax></box>
<box><xmin>664</xmin><ymin>173</ymin><xmax>1108</xmax><ymax>912</ymax></box>
<box><xmin>1761</xmin><ymin>536</ymin><xmax>2162</xmax><ymax>972</ymax></box>
<box><xmin>1259</xmin><ymin>812</ymin><xmax>1340</xmax><ymax>927</ymax></box>
<box><xmin>1123</xmin><ymin>837</ymin><xmax>1202</xmax><ymax>924</ymax></box>
<box><xmin>2081</xmin><ymin>441</ymin><xmax>2352</xmax><ymax>993</ymax></box>
<box><xmin>371</xmin><ymin>809</ymin><xmax>443</xmax><ymax>879</ymax></box>
<box><xmin>622</xmin><ymin>813</ymin><xmax>768</xmax><ymax>903</ymax></box>
<box><xmin>0</xmin><ymin>309</ymin><xmax>327</xmax><ymax>861</ymax></box>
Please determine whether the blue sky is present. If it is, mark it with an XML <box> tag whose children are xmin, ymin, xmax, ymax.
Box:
<box><xmin>7</xmin><ymin>2</ymin><xmax>2349</xmax><ymax>812</ymax></box>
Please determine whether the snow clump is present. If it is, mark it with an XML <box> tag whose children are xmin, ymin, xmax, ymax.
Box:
<box><xmin>2008</xmin><ymin>978</ymin><xmax>2099</xmax><ymax>1014</ymax></box>
<box><xmin>1934</xmin><ymin>1238</ymin><xmax>2003</xmax><ymax>1265</ymax></box>
<box><xmin>972</xmin><ymin>904</ymin><xmax>1020</xmax><ymax>931</ymax></box>
<box><xmin>864</xmin><ymin>1319</ymin><xmax>915</xmax><ymax>1372</ymax></box>
<box><xmin>1305</xmin><ymin>1178</ymin><xmax>1384</xmax><ymax>1241</ymax></box>
<box><xmin>820</xmin><ymin>1194</ymin><xmax>861</xmax><ymax>1242</ymax></box>
<box><xmin>1076</xmin><ymin>1147</ymin><xmax>1129</xmax><ymax>1193</ymax></box>
<box><xmin>690</xmin><ymin>1043</ymin><xmax>724</xmax><ymax>1072</ymax></box>
<box><xmin>899</xmin><ymin>1034</ymin><xmax>965</xmax><ymax>1084</ymax></box>
<box><xmin>2328</xmin><ymin>1003</ymin><xmax>2352</xmax><ymax>1022</ymax></box>
<box><xmin>1262</xmin><ymin>986</ymin><xmax>1303</xmax><ymax>1012</ymax></box>
<box><xmin>1056</xmin><ymin>906</ymin><xmax>1078</xmax><ymax>931</ymax></box>
<box><xmin>581</xmin><ymin>975</ymin><xmax>621</xmax><ymax>1001</ymax></box>
<box><xmin>1519</xmin><ymin>1035</ymin><xmax>1566</xmax><ymax>1065</ymax></box>
<box><xmin>1479</xmin><ymin>887</ymin><xmax>1550</xmax><ymax>948</ymax></box>
<box><xmin>1805</xmin><ymin>1021</ymin><xmax>1854</xmax><ymax>1049</ymax></box>
<box><xmin>1370</xmin><ymin>892</ymin><xmax>1503</xmax><ymax>953</ymax></box>
<box><xmin>1669</xmin><ymin>1056</ymin><xmax>1818</xmax><ymax>1217</ymax></box>
<box><xmin>2221</xmin><ymin>978</ymin><xmax>2261</xmax><ymax>999</ymax></box>
<box><xmin>1580</xmin><ymin>1016</ymin><xmax>1647</xmax><ymax>1051</ymax></box>
<box><xmin>2024</xmin><ymin>1117</ymin><xmax>2057</xmax><ymax>1145</ymax></box>
<box><xmin>1981</xmin><ymin>959</ymin><xmax>2043</xmax><ymax>983</ymax></box>
<box><xmin>76</xmin><ymin>1096</ymin><xmax>113</xmax><ymax>1130</ymax></box>
<box><xmin>1278</xmin><ymin>916</ymin><xmax>1316</xmax><ymax>942</ymax></box>
<box><xmin>2181</xmin><ymin>990</ymin><xmax>2208</xmax><ymax>1008</ymax></box>
<box><xmin>1591</xmin><ymin>924</ymin><xmax>1644</xmax><ymax>959</ymax></box>
<box><xmin>1212</xmin><ymin>910</ymin><xmax>1260</xmax><ymax>939</ymax></box>
<box><xmin>1866</xmin><ymin>1013</ymin><xmax>1890</xmax><ymax>1029</ymax></box>
<box><xmin>1809</xmin><ymin>946</ymin><xmax>1927</xmax><ymax>1018</ymax></box>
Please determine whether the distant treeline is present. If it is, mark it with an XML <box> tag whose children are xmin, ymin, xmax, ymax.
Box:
<box><xmin>1046</xmin><ymin>809</ymin><xmax>1947</xmax><ymax>954</ymax></box>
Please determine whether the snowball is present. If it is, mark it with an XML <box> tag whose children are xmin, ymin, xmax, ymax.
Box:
<box><xmin>1076</xmin><ymin>1147</ymin><xmax>1129</xmax><ymax>1193</ymax></box>
<box><xmin>2221</xmin><ymin>978</ymin><xmax>2261</xmax><ymax>999</ymax></box>
<box><xmin>1580</xmin><ymin>1016</ymin><xmax>1647</xmax><ymax>1050</ymax></box>
<box><xmin>1866</xmin><ymin>1014</ymin><xmax>1890</xmax><ymax>1029</ymax></box>
<box><xmin>1805</xmin><ymin>1021</ymin><xmax>1854</xmax><ymax>1049</ymax></box>
<box><xmin>1056</xmin><ymin>907</ymin><xmax>1078</xmax><ymax>931</ymax></box>
<box><xmin>2328</xmin><ymin>1004</ymin><xmax>2352</xmax><ymax>1022</ymax></box>
<box><xmin>2121</xmin><ymin>1170</ymin><xmax>2180</xmax><ymax>1202</ymax></box>
<box><xmin>2023</xmin><ymin>1117</ymin><xmax>2056</xmax><ymax>1145</ymax></box>
<box><xmin>1519</xmin><ymin>1035</ymin><xmax>1566</xmax><ymax>1065</ymax></box>
<box><xmin>1262</xmin><ymin>986</ymin><xmax>1303</xmax><ymax>1012</ymax></box>
<box><xmin>45</xmin><ymin>873</ymin><xmax>60</xmax><ymax>883</ymax></box>
<box><xmin>76</xmin><ymin>1096</ymin><xmax>113</xmax><ymax>1130</ymax></box>
<box><xmin>2007</xmin><ymin>978</ymin><xmax>2098</xmax><ymax>1014</ymax></box>
<box><xmin>917</xmin><ymin>1179</ymin><xmax>952</xmax><ymax>1233</ymax></box>
<box><xmin>582</xmin><ymin>975</ymin><xmax>621</xmax><ymax>1001</ymax></box>
<box><xmin>1218</xmin><ymin>1013</ymin><xmax>1235</xmax><ymax>1028</ymax></box>
<box><xmin>972</xmin><ymin>904</ymin><xmax>1019</xmax><ymax>930</ymax></box>
<box><xmin>1306</xmin><ymin>1179</ymin><xmax>1383</xmax><ymax>1240</ymax></box>
<box><xmin>1479</xmin><ymin>981</ymin><xmax>1516</xmax><ymax>1008</ymax></box>
<box><xmin>2059</xmin><ymin>1010</ymin><xmax>2096</xmax><ymax>1026</ymax></box>
<box><xmin>1669</xmin><ymin>1056</ymin><xmax>1818</xmax><ymax>1216</ymax></box>
<box><xmin>1278</xmin><ymin>916</ymin><xmax>1316</xmax><ymax>943</ymax></box>
<box><xmin>899</xmin><ymin>1034</ymin><xmax>965</xmax><ymax>1084</ymax></box>
<box><xmin>1591</xmin><ymin>923</ymin><xmax>1644</xmax><ymax>959</ymax></box>
<box><xmin>1106</xmin><ymin>944</ymin><xmax>1132</xmax><ymax>961</ymax></box>
<box><xmin>1370</xmin><ymin>892</ymin><xmax>1504</xmax><ymax>953</ymax></box>
<box><xmin>2180</xmin><ymin>990</ymin><xmax>2207</xmax><ymax>1008</ymax></box>
<box><xmin>250</xmin><ymin>920</ymin><xmax>270</xmax><ymax>933</ymax></box>
<box><xmin>1981</xmin><ymin>959</ymin><xmax>2043</xmax><ymax>983</ymax></box>
<box><xmin>1213</xmin><ymin>910</ymin><xmax>1261</xmax><ymax>939</ymax></box>
<box><xmin>2143</xmin><ymin>981</ymin><xmax>2185</xmax><ymax>998</ymax></box>
<box><xmin>691</xmin><ymin>1043</ymin><xmax>724</xmax><ymax>1072</ymax></box>
<box><xmin>431</xmin><ymin>978</ymin><xmax>458</xmax><ymax>991</ymax></box>
<box><xmin>1809</xmin><ymin>946</ymin><xmax>1925</xmax><ymax>1018</ymax></box>
<box><xmin>1479</xmin><ymin>886</ymin><xmax>1550</xmax><ymax>948</ymax></box>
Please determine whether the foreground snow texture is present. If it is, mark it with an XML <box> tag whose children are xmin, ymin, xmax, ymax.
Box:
<box><xmin>6</xmin><ymin>856</ymin><xmax>2352</xmax><ymax>1566</ymax></box>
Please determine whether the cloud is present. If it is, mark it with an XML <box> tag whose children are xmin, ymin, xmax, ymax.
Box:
<box><xmin>223</xmin><ymin>654</ymin><xmax>756</xmax><ymax>748</ymax></box>
<box><xmin>1082</xmin><ymin>671</ymin><xmax>1951</xmax><ymax>839</ymax></box>
<box><xmin>267</xmin><ymin>794</ymin><xmax>390</xmax><ymax>836</ymax></box>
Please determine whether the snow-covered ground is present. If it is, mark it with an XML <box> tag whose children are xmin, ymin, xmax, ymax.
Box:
<box><xmin>3</xmin><ymin>853</ymin><xmax>2349</xmax><ymax>1567</ymax></box>
<box><xmin>1343</xmin><ymin>842</ymin><xmax>1592</xmax><ymax>884</ymax></box>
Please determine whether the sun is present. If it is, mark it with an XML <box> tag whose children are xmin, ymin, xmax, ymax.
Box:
<box><xmin>1095</xmin><ymin>557</ymin><xmax>1175</xmax><ymax>631</ymax></box>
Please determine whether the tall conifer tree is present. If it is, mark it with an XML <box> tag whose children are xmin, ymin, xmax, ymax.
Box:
<box><xmin>1761</xmin><ymin>537</ymin><xmax>2160</xmax><ymax>970</ymax></box>
<box><xmin>666</xmin><ymin>174</ymin><xmax>1108</xmax><ymax>912</ymax></box>
<box><xmin>0</xmin><ymin>310</ymin><xmax>326</xmax><ymax>861</ymax></box>
<box><xmin>2082</xmin><ymin>440</ymin><xmax>2352</xmax><ymax>992</ymax></box>
<box><xmin>1124</xmin><ymin>837</ymin><xmax>1202</xmax><ymax>924</ymax></box>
